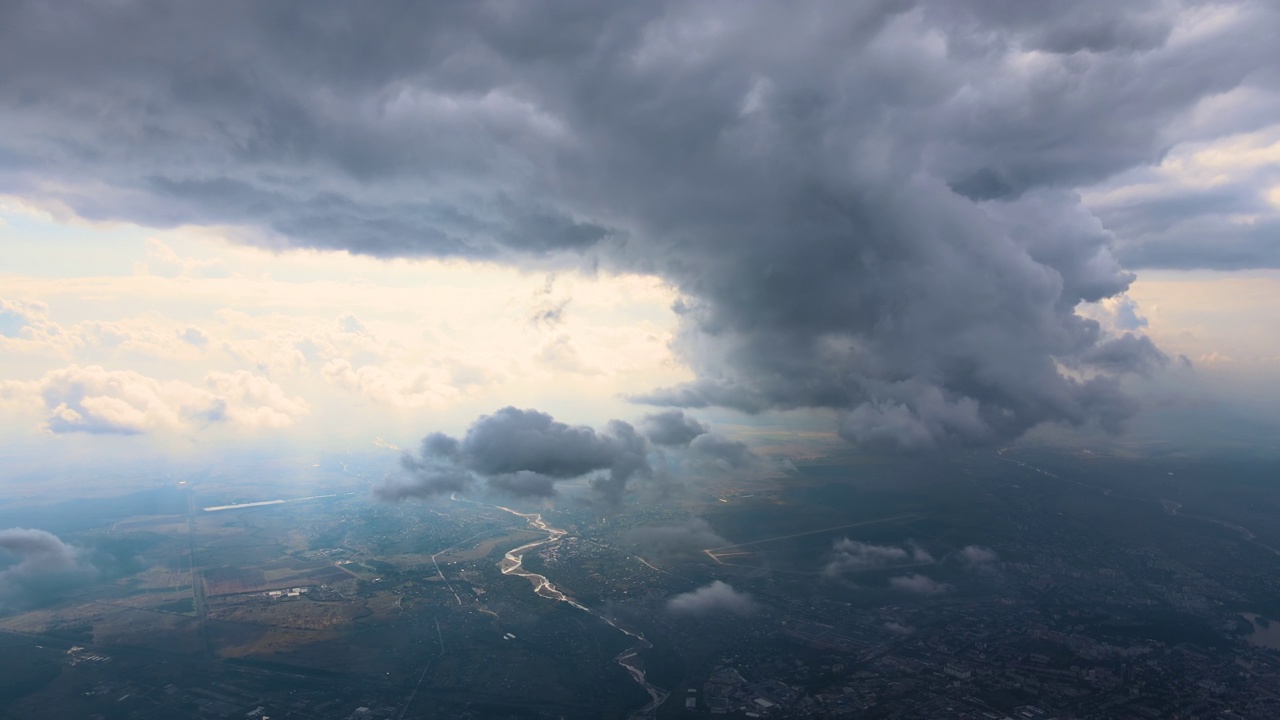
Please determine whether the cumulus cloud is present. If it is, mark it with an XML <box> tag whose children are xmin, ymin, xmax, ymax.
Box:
<box><xmin>687</xmin><ymin>433</ymin><xmax>757</xmax><ymax>471</ymax></box>
<box><xmin>0</xmin><ymin>528</ymin><xmax>97</xmax><ymax>609</ymax></box>
<box><xmin>667</xmin><ymin>581</ymin><xmax>756</xmax><ymax>617</ymax></box>
<box><xmin>375</xmin><ymin>407</ymin><xmax>652</xmax><ymax>511</ymax></box>
<box><xmin>1079</xmin><ymin>333</ymin><xmax>1169</xmax><ymax>375</ymax></box>
<box><xmin>959</xmin><ymin>545</ymin><xmax>999</xmax><ymax>565</ymax></box>
<box><xmin>0</xmin><ymin>298</ymin><xmax>47</xmax><ymax>338</ymax></box>
<box><xmin>889</xmin><ymin>574</ymin><xmax>951</xmax><ymax>595</ymax></box>
<box><xmin>2</xmin><ymin>2</ymin><xmax>1276</xmax><ymax>448</ymax></box>
<box><xmin>462</xmin><ymin>408</ymin><xmax>641</xmax><ymax>478</ymax></box>
<box><xmin>641</xmin><ymin>410</ymin><xmax>759</xmax><ymax>472</ymax></box>
<box><xmin>824</xmin><ymin>539</ymin><xmax>933</xmax><ymax>577</ymax></box>
<box><xmin>1</xmin><ymin>299</ymin><xmax>217</xmax><ymax>361</ymax></box>
<box><xmin>205</xmin><ymin>370</ymin><xmax>311</xmax><ymax>429</ymax></box>
<box><xmin>0</xmin><ymin>297</ymin><xmax>73</xmax><ymax>354</ymax></box>
<box><xmin>179</xmin><ymin>325</ymin><xmax>210</xmax><ymax>347</ymax></box>
<box><xmin>337</xmin><ymin>312</ymin><xmax>369</xmax><ymax>336</ymax></box>
<box><xmin>0</xmin><ymin>365</ymin><xmax>307</xmax><ymax>434</ymax></box>
<box><xmin>643</xmin><ymin>410</ymin><xmax>709</xmax><ymax>447</ymax></box>
<box><xmin>376</xmin><ymin>465</ymin><xmax>473</xmax><ymax>502</ymax></box>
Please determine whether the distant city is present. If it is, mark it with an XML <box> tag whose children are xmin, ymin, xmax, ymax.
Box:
<box><xmin>2</xmin><ymin>446</ymin><xmax>1279</xmax><ymax>719</ymax></box>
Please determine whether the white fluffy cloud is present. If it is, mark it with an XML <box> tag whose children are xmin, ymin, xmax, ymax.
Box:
<box><xmin>0</xmin><ymin>249</ymin><xmax>691</xmax><ymax>456</ymax></box>
<box><xmin>959</xmin><ymin>545</ymin><xmax>999</xmax><ymax>565</ymax></box>
<box><xmin>322</xmin><ymin>359</ymin><xmax>464</xmax><ymax>410</ymax></box>
<box><xmin>205</xmin><ymin>370</ymin><xmax>311</xmax><ymax>429</ymax></box>
<box><xmin>667</xmin><ymin>581</ymin><xmax>757</xmax><ymax>617</ymax></box>
<box><xmin>0</xmin><ymin>365</ymin><xmax>307</xmax><ymax>434</ymax></box>
<box><xmin>0</xmin><ymin>297</ymin><xmax>49</xmax><ymax>338</ymax></box>
<box><xmin>824</xmin><ymin>539</ymin><xmax>933</xmax><ymax>577</ymax></box>
<box><xmin>0</xmin><ymin>297</ymin><xmax>76</xmax><ymax>355</ymax></box>
<box><xmin>1</xmin><ymin>296</ymin><xmax>210</xmax><ymax>361</ymax></box>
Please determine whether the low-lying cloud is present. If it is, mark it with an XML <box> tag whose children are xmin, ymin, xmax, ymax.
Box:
<box><xmin>959</xmin><ymin>545</ymin><xmax>999</xmax><ymax>565</ymax></box>
<box><xmin>643</xmin><ymin>409</ymin><xmax>761</xmax><ymax>475</ymax></box>
<box><xmin>643</xmin><ymin>410</ymin><xmax>709</xmax><ymax>447</ymax></box>
<box><xmin>376</xmin><ymin>407</ymin><xmax>650</xmax><ymax>511</ymax></box>
<box><xmin>624</xmin><ymin>517</ymin><xmax>727</xmax><ymax>561</ymax></box>
<box><xmin>667</xmin><ymin>581</ymin><xmax>756</xmax><ymax>617</ymax></box>
<box><xmin>824</xmin><ymin>539</ymin><xmax>933</xmax><ymax>577</ymax></box>
<box><xmin>0</xmin><ymin>528</ymin><xmax>97</xmax><ymax>610</ymax></box>
<box><xmin>889</xmin><ymin>574</ymin><xmax>952</xmax><ymax>595</ymax></box>
<box><xmin>379</xmin><ymin>407</ymin><xmax>754</xmax><ymax>510</ymax></box>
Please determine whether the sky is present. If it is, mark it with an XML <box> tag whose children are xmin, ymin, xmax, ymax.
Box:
<box><xmin>2</xmin><ymin>1</ymin><xmax>1280</xmax><ymax>494</ymax></box>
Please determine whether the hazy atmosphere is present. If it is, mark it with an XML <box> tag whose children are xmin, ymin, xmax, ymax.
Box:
<box><xmin>2</xmin><ymin>2</ymin><xmax>1280</xmax><ymax>719</ymax></box>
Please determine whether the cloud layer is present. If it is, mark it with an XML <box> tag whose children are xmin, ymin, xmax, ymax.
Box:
<box><xmin>3</xmin><ymin>2</ymin><xmax>1276</xmax><ymax>448</ymax></box>
<box><xmin>0</xmin><ymin>365</ymin><xmax>308</xmax><ymax>434</ymax></box>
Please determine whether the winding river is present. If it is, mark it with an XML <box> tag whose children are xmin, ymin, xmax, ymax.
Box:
<box><xmin>495</xmin><ymin>506</ymin><xmax>670</xmax><ymax>717</ymax></box>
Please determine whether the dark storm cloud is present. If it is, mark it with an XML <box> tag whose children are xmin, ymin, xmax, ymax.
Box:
<box><xmin>1094</xmin><ymin>151</ymin><xmax>1280</xmax><ymax>270</ymax></box>
<box><xmin>372</xmin><ymin>449</ymin><xmax>473</xmax><ymax>501</ymax></box>
<box><xmin>1114</xmin><ymin>216</ymin><xmax>1280</xmax><ymax>271</ymax></box>
<box><xmin>584</xmin><ymin>419</ymin><xmax>651</xmax><ymax>511</ymax></box>
<box><xmin>0</xmin><ymin>528</ymin><xmax>97</xmax><ymax>610</ymax></box>
<box><xmin>687</xmin><ymin>433</ymin><xmax>756</xmax><ymax>471</ymax></box>
<box><xmin>461</xmin><ymin>408</ymin><xmax>647</xmax><ymax>484</ymax></box>
<box><xmin>642</xmin><ymin>410</ymin><xmax>708</xmax><ymax>447</ymax></box>
<box><xmin>375</xmin><ymin>407</ymin><xmax>652</xmax><ymax>510</ymax></box>
<box><xmin>421</xmin><ymin>432</ymin><xmax>461</xmax><ymax>460</ymax></box>
<box><xmin>4</xmin><ymin>1</ymin><xmax>1278</xmax><ymax>448</ymax></box>
<box><xmin>641</xmin><ymin>409</ymin><xmax>760</xmax><ymax>473</ymax></box>
<box><xmin>1079</xmin><ymin>333</ymin><xmax>1168</xmax><ymax>375</ymax></box>
<box><xmin>927</xmin><ymin>0</ymin><xmax>1177</xmax><ymax>55</ymax></box>
<box><xmin>378</xmin><ymin>407</ymin><xmax>756</xmax><ymax>508</ymax></box>
<box><xmin>487</xmin><ymin>471</ymin><xmax>558</xmax><ymax>499</ymax></box>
